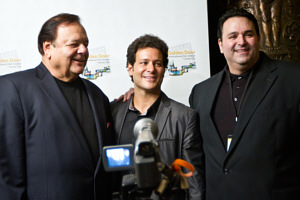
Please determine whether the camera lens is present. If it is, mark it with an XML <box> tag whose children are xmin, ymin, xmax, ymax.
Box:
<box><xmin>138</xmin><ymin>142</ymin><xmax>154</xmax><ymax>157</ymax></box>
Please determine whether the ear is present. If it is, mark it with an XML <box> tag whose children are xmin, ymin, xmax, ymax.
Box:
<box><xmin>218</xmin><ymin>38</ymin><xmax>224</xmax><ymax>54</ymax></box>
<box><xmin>128</xmin><ymin>63</ymin><xmax>134</xmax><ymax>76</ymax></box>
<box><xmin>43</xmin><ymin>41</ymin><xmax>52</xmax><ymax>59</ymax></box>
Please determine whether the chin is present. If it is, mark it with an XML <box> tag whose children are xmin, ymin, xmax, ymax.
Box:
<box><xmin>72</xmin><ymin>66</ymin><xmax>85</xmax><ymax>73</ymax></box>
<box><xmin>236</xmin><ymin>58</ymin><xmax>252</xmax><ymax>65</ymax></box>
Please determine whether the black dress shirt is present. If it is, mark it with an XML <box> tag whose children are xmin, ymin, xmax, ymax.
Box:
<box><xmin>119</xmin><ymin>94</ymin><xmax>161</xmax><ymax>145</ymax></box>
<box><xmin>55</xmin><ymin>77</ymin><xmax>99</xmax><ymax>165</ymax></box>
<box><xmin>212</xmin><ymin>65</ymin><xmax>259</xmax><ymax>147</ymax></box>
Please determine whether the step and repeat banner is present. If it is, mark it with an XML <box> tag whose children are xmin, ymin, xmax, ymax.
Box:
<box><xmin>0</xmin><ymin>0</ymin><xmax>210</xmax><ymax>105</ymax></box>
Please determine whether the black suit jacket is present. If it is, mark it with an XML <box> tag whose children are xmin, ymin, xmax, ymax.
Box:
<box><xmin>189</xmin><ymin>53</ymin><xmax>300</xmax><ymax>200</ymax></box>
<box><xmin>111</xmin><ymin>92</ymin><xmax>205</xmax><ymax>200</ymax></box>
<box><xmin>0</xmin><ymin>63</ymin><xmax>115</xmax><ymax>200</ymax></box>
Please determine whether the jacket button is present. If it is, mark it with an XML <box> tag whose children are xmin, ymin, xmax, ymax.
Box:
<box><xmin>224</xmin><ymin>168</ymin><xmax>229</xmax><ymax>174</ymax></box>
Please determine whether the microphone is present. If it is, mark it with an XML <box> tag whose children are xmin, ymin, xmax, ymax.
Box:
<box><xmin>133</xmin><ymin>118</ymin><xmax>158</xmax><ymax>143</ymax></box>
<box><xmin>133</xmin><ymin>118</ymin><xmax>161</xmax><ymax>190</ymax></box>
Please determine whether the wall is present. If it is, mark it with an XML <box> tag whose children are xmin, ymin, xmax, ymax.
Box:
<box><xmin>0</xmin><ymin>0</ymin><xmax>210</xmax><ymax>105</ymax></box>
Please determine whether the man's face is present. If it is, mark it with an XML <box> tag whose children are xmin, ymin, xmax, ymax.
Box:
<box><xmin>218</xmin><ymin>17</ymin><xmax>260</xmax><ymax>75</ymax></box>
<box><xmin>128</xmin><ymin>47</ymin><xmax>165</xmax><ymax>94</ymax></box>
<box><xmin>46</xmin><ymin>22</ymin><xmax>89</xmax><ymax>81</ymax></box>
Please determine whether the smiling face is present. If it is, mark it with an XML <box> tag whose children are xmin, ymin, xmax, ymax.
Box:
<box><xmin>43</xmin><ymin>22</ymin><xmax>89</xmax><ymax>81</ymax></box>
<box><xmin>128</xmin><ymin>47</ymin><xmax>165</xmax><ymax>95</ymax></box>
<box><xmin>218</xmin><ymin>16</ymin><xmax>260</xmax><ymax>75</ymax></box>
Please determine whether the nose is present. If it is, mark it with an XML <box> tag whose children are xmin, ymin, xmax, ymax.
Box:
<box><xmin>78</xmin><ymin>44</ymin><xmax>88</xmax><ymax>54</ymax></box>
<box><xmin>146</xmin><ymin>62</ymin><xmax>155</xmax><ymax>72</ymax></box>
<box><xmin>237</xmin><ymin>35</ymin><xmax>246</xmax><ymax>45</ymax></box>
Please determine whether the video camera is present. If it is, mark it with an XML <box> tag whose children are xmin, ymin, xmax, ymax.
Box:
<box><xmin>102</xmin><ymin>118</ymin><xmax>184</xmax><ymax>200</ymax></box>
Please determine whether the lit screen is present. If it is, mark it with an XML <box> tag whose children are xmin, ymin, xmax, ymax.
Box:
<box><xmin>106</xmin><ymin>147</ymin><xmax>131</xmax><ymax>167</ymax></box>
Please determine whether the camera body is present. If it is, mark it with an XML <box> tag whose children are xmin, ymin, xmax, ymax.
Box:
<box><xmin>102</xmin><ymin>118</ymin><xmax>181</xmax><ymax>199</ymax></box>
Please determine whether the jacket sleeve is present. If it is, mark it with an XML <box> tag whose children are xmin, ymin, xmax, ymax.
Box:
<box><xmin>182</xmin><ymin>110</ymin><xmax>205</xmax><ymax>200</ymax></box>
<box><xmin>0</xmin><ymin>77</ymin><xmax>27</xmax><ymax>200</ymax></box>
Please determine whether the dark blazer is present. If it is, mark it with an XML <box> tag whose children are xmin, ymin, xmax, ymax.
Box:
<box><xmin>111</xmin><ymin>92</ymin><xmax>204</xmax><ymax>200</ymax></box>
<box><xmin>189</xmin><ymin>53</ymin><xmax>300</xmax><ymax>200</ymax></box>
<box><xmin>0</xmin><ymin>63</ymin><xmax>114</xmax><ymax>200</ymax></box>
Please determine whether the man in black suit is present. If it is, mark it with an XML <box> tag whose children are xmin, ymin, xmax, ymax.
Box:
<box><xmin>189</xmin><ymin>8</ymin><xmax>300</xmax><ymax>200</ymax></box>
<box><xmin>111</xmin><ymin>34</ymin><xmax>204</xmax><ymax>200</ymax></box>
<box><xmin>0</xmin><ymin>13</ymin><xmax>114</xmax><ymax>200</ymax></box>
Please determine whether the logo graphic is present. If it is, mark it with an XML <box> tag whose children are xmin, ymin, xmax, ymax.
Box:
<box><xmin>81</xmin><ymin>46</ymin><xmax>111</xmax><ymax>80</ymax></box>
<box><xmin>0</xmin><ymin>50</ymin><xmax>21</xmax><ymax>75</ymax></box>
<box><xmin>167</xmin><ymin>43</ymin><xmax>196</xmax><ymax>76</ymax></box>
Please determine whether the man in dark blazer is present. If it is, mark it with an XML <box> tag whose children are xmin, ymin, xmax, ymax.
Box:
<box><xmin>0</xmin><ymin>14</ymin><xmax>114</xmax><ymax>200</ymax></box>
<box><xmin>111</xmin><ymin>35</ymin><xmax>204</xmax><ymax>200</ymax></box>
<box><xmin>189</xmin><ymin>9</ymin><xmax>300</xmax><ymax>200</ymax></box>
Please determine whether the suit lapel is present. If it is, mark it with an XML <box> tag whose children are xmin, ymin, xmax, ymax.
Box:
<box><xmin>205</xmin><ymin>71</ymin><xmax>228</xmax><ymax>154</ymax></box>
<box><xmin>115</xmin><ymin>98</ymin><xmax>131</xmax><ymax>144</ymax></box>
<box><xmin>83</xmin><ymin>81</ymin><xmax>109</xmax><ymax>176</ymax></box>
<box><xmin>83</xmin><ymin>82</ymin><xmax>105</xmax><ymax>150</ymax></box>
<box><xmin>154</xmin><ymin>93</ymin><xmax>171</xmax><ymax>140</ymax></box>
<box><xmin>35</xmin><ymin>63</ymin><xmax>94</xmax><ymax>162</ymax></box>
<box><xmin>226</xmin><ymin>57</ymin><xmax>278</xmax><ymax>155</ymax></box>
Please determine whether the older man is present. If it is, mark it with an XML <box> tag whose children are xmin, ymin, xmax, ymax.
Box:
<box><xmin>0</xmin><ymin>13</ymin><xmax>114</xmax><ymax>200</ymax></box>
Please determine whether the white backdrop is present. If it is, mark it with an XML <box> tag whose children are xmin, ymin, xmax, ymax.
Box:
<box><xmin>0</xmin><ymin>0</ymin><xmax>210</xmax><ymax>105</ymax></box>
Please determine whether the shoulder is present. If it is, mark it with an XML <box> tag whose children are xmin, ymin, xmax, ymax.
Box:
<box><xmin>169</xmin><ymin>98</ymin><xmax>193</xmax><ymax>112</ymax></box>
<box><xmin>276</xmin><ymin>60</ymin><xmax>300</xmax><ymax>86</ymax></box>
<box><xmin>261</xmin><ymin>53</ymin><xmax>300</xmax><ymax>72</ymax></box>
<box><xmin>1</xmin><ymin>68</ymin><xmax>35</xmax><ymax>81</ymax></box>
<box><xmin>162</xmin><ymin>94</ymin><xmax>196</xmax><ymax>117</ymax></box>
<box><xmin>0</xmin><ymin>69</ymin><xmax>37</xmax><ymax>107</ymax></box>
<box><xmin>110</xmin><ymin>98</ymin><xmax>129</xmax><ymax>115</ymax></box>
<box><xmin>192</xmin><ymin>70</ymin><xmax>223</xmax><ymax>91</ymax></box>
<box><xmin>0</xmin><ymin>68</ymin><xmax>36</xmax><ymax>91</ymax></box>
<box><xmin>261</xmin><ymin>55</ymin><xmax>300</xmax><ymax>83</ymax></box>
<box><xmin>275</xmin><ymin>60</ymin><xmax>300</xmax><ymax>74</ymax></box>
<box><xmin>80</xmin><ymin>79</ymin><xmax>113</xmax><ymax>109</ymax></box>
<box><xmin>190</xmin><ymin>70</ymin><xmax>224</xmax><ymax>102</ymax></box>
<box><xmin>82</xmin><ymin>79</ymin><xmax>105</xmax><ymax>94</ymax></box>
<box><xmin>0</xmin><ymin>63</ymin><xmax>49</xmax><ymax>84</ymax></box>
<box><xmin>161</xmin><ymin>95</ymin><xmax>198</xmax><ymax>129</ymax></box>
<box><xmin>110</xmin><ymin>99</ymin><xmax>127</xmax><ymax>109</ymax></box>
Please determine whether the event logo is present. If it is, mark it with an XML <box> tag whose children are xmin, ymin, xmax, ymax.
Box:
<box><xmin>0</xmin><ymin>50</ymin><xmax>21</xmax><ymax>76</ymax></box>
<box><xmin>167</xmin><ymin>43</ymin><xmax>196</xmax><ymax>76</ymax></box>
<box><xmin>81</xmin><ymin>46</ymin><xmax>110</xmax><ymax>80</ymax></box>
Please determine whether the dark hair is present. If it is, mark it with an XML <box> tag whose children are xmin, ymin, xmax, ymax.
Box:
<box><xmin>126</xmin><ymin>34</ymin><xmax>169</xmax><ymax>68</ymax></box>
<box><xmin>217</xmin><ymin>8</ymin><xmax>260</xmax><ymax>41</ymax></box>
<box><xmin>38</xmin><ymin>13</ymin><xmax>81</xmax><ymax>55</ymax></box>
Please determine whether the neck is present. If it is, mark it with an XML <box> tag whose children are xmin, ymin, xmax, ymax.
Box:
<box><xmin>228</xmin><ymin>63</ymin><xmax>254</xmax><ymax>75</ymax></box>
<box><xmin>228</xmin><ymin>53</ymin><xmax>260</xmax><ymax>75</ymax></box>
<box><xmin>133</xmin><ymin>89</ymin><xmax>161</xmax><ymax>114</ymax></box>
<box><xmin>42</xmin><ymin>59</ymin><xmax>78</xmax><ymax>82</ymax></box>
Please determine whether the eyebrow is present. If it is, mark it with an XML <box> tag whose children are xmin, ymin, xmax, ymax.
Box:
<box><xmin>69</xmin><ymin>39</ymin><xmax>89</xmax><ymax>43</ymax></box>
<box><xmin>138</xmin><ymin>58</ymin><xmax>163</xmax><ymax>62</ymax></box>
<box><xmin>243</xmin><ymin>30</ymin><xmax>255</xmax><ymax>34</ymax></box>
<box><xmin>227</xmin><ymin>30</ymin><xmax>255</xmax><ymax>36</ymax></box>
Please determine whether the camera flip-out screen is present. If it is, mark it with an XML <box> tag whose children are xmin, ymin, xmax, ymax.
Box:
<box><xmin>103</xmin><ymin>144</ymin><xmax>134</xmax><ymax>171</ymax></box>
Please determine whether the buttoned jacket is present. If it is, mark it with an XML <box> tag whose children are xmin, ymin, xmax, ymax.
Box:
<box><xmin>0</xmin><ymin>63</ymin><xmax>115</xmax><ymax>200</ymax></box>
<box><xmin>189</xmin><ymin>53</ymin><xmax>300</xmax><ymax>200</ymax></box>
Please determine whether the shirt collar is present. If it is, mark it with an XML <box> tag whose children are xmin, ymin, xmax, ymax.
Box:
<box><xmin>128</xmin><ymin>93</ymin><xmax>162</xmax><ymax>116</ymax></box>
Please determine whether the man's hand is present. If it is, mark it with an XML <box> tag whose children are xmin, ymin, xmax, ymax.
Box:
<box><xmin>115</xmin><ymin>87</ymin><xmax>134</xmax><ymax>102</ymax></box>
